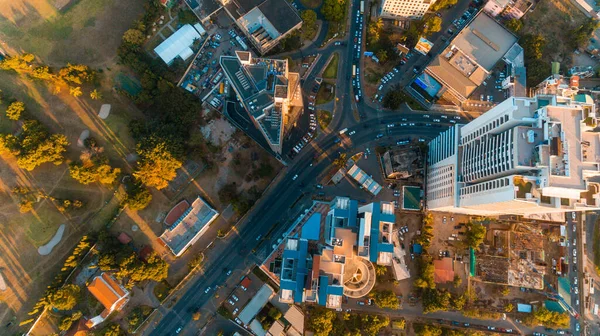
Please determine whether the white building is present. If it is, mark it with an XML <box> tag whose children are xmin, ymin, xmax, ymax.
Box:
<box><xmin>427</xmin><ymin>94</ymin><xmax>600</xmax><ymax>215</ymax></box>
<box><xmin>380</xmin><ymin>0</ymin><xmax>437</xmax><ymax>20</ymax></box>
<box><xmin>483</xmin><ymin>0</ymin><xmax>533</xmax><ymax>20</ymax></box>
<box><xmin>154</xmin><ymin>24</ymin><xmax>205</xmax><ymax>65</ymax></box>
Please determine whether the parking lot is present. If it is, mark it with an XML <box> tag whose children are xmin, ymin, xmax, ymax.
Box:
<box><xmin>222</xmin><ymin>271</ymin><xmax>265</xmax><ymax>321</ymax></box>
<box><xmin>178</xmin><ymin>10</ymin><xmax>247</xmax><ymax>108</ymax></box>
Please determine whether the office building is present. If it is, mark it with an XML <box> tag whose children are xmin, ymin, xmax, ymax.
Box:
<box><xmin>380</xmin><ymin>0</ymin><xmax>436</xmax><ymax>19</ymax></box>
<box><xmin>220</xmin><ymin>0</ymin><xmax>302</xmax><ymax>54</ymax></box>
<box><xmin>427</xmin><ymin>93</ymin><xmax>600</xmax><ymax>215</ymax></box>
<box><xmin>483</xmin><ymin>0</ymin><xmax>533</xmax><ymax>20</ymax></box>
<box><xmin>407</xmin><ymin>12</ymin><xmax>521</xmax><ymax>107</ymax></box>
<box><xmin>220</xmin><ymin>51</ymin><xmax>302</xmax><ymax>154</ymax></box>
<box><xmin>278</xmin><ymin>197</ymin><xmax>404</xmax><ymax>308</ymax></box>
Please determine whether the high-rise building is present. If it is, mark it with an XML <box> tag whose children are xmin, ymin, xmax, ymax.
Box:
<box><xmin>220</xmin><ymin>51</ymin><xmax>302</xmax><ymax>154</ymax></box>
<box><xmin>380</xmin><ymin>0</ymin><xmax>436</xmax><ymax>19</ymax></box>
<box><xmin>427</xmin><ymin>93</ymin><xmax>600</xmax><ymax>215</ymax></box>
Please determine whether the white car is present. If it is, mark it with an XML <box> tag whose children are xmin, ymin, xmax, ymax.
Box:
<box><xmin>572</xmin><ymin>212</ymin><xmax>577</xmax><ymax>220</ymax></box>
<box><xmin>349</xmin><ymin>130</ymin><xmax>356</xmax><ymax>135</ymax></box>
<box><xmin>292</xmin><ymin>174</ymin><xmax>298</xmax><ymax>181</ymax></box>
<box><xmin>423</xmin><ymin>114</ymin><xmax>430</xmax><ymax>118</ymax></box>
<box><xmin>204</xmin><ymin>287</ymin><xmax>211</xmax><ymax>294</ymax></box>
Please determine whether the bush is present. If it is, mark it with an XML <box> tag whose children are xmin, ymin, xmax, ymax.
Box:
<box><xmin>370</xmin><ymin>290</ymin><xmax>399</xmax><ymax>309</ymax></box>
<box><xmin>124</xmin><ymin>183</ymin><xmax>152</xmax><ymax>210</ymax></box>
<box><xmin>6</xmin><ymin>101</ymin><xmax>25</xmax><ymax>120</ymax></box>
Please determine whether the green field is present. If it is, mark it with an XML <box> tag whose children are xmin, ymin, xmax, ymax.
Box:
<box><xmin>323</xmin><ymin>52</ymin><xmax>339</xmax><ymax>79</ymax></box>
<box><xmin>17</xmin><ymin>201</ymin><xmax>66</xmax><ymax>247</ymax></box>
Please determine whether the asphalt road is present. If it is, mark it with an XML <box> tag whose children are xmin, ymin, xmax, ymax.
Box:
<box><xmin>149</xmin><ymin>1</ymin><xmax>489</xmax><ymax>334</ymax></box>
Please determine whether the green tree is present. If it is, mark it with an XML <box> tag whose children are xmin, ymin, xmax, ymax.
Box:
<box><xmin>134</xmin><ymin>141</ymin><xmax>182</xmax><ymax>190</ymax></box>
<box><xmin>371</xmin><ymin>290</ymin><xmax>399</xmax><ymax>309</ymax></box>
<box><xmin>47</xmin><ymin>284</ymin><xmax>81</xmax><ymax>311</ymax></box>
<box><xmin>521</xmin><ymin>34</ymin><xmax>545</xmax><ymax>60</ymax></box>
<box><xmin>505</xmin><ymin>18</ymin><xmax>523</xmax><ymax>33</ymax></box>
<box><xmin>430</xmin><ymin>0</ymin><xmax>458</xmax><ymax>11</ymax></box>
<box><xmin>178</xmin><ymin>9</ymin><xmax>198</xmax><ymax>25</ymax></box>
<box><xmin>307</xmin><ymin>307</ymin><xmax>336</xmax><ymax>336</ymax></box>
<box><xmin>123</xmin><ymin>29</ymin><xmax>146</xmax><ymax>46</ymax></box>
<box><xmin>90</xmin><ymin>89</ymin><xmax>102</xmax><ymax>100</ymax></box>
<box><xmin>465</xmin><ymin>220</ymin><xmax>486</xmax><ymax>250</ymax></box>
<box><xmin>321</xmin><ymin>0</ymin><xmax>346</xmax><ymax>22</ymax></box>
<box><xmin>124</xmin><ymin>185</ymin><xmax>153</xmax><ymax>210</ymax></box>
<box><xmin>69</xmin><ymin>86</ymin><xmax>83</xmax><ymax>97</ymax></box>
<box><xmin>368</xmin><ymin>18</ymin><xmax>383</xmax><ymax>44</ymax></box>
<box><xmin>376</xmin><ymin>49</ymin><xmax>388</xmax><ymax>63</ymax></box>
<box><xmin>58</xmin><ymin>311</ymin><xmax>82</xmax><ymax>331</ymax></box>
<box><xmin>452</xmin><ymin>274</ymin><xmax>462</xmax><ymax>287</ymax></box>
<box><xmin>6</xmin><ymin>101</ymin><xmax>25</xmax><ymax>120</ymax></box>
<box><xmin>301</xmin><ymin>10</ymin><xmax>318</xmax><ymax>39</ymax></box>
<box><xmin>422</xmin><ymin>289</ymin><xmax>451</xmax><ymax>313</ymax></box>
<box><xmin>450</xmin><ymin>293</ymin><xmax>466</xmax><ymax>310</ymax></box>
<box><xmin>361</xmin><ymin>314</ymin><xmax>390</xmax><ymax>336</ymax></box>
<box><xmin>571</xmin><ymin>18</ymin><xmax>600</xmax><ymax>49</ymax></box>
<box><xmin>375</xmin><ymin>265</ymin><xmax>388</xmax><ymax>277</ymax></box>
<box><xmin>102</xmin><ymin>323</ymin><xmax>123</xmax><ymax>336</ymax></box>
<box><xmin>423</xmin><ymin>16</ymin><xmax>442</xmax><ymax>36</ymax></box>
<box><xmin>414</xmin><ymin>259</ymin><xmax>436</xmax><ymax>290</ymax></box>
<box><xmin>505</xmin><ymin>303</ymin><xmax>514</xmax><ymax>312</ymax></box>
<box><xmin>414</xmin><ymin>323</ymin><xmax>443</xmax><ymax>336</ymax></box>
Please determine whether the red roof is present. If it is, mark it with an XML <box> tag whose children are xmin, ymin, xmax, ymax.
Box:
<box><xmin>139</xmin><ymin>245</ymin><xmax>154</xmax><ymax>262</ymax></box>
<box><xmin>164</xmin><ymin>200</ymin><xmax>191</xmax><ymax>226</ymax></box>
<box><xmin>241</xmin><ymin>277</ymin><xmax>252</xmax><ymax>289</ymax></box>
<box><xmin>87</xmin><ymin>273</ymin><xmax>127</xmax><ymax>311</ymax></box>
<box><xmin>433</xmin><ymin>258</ymin><xmax>455</xmax><ymax>283</ymax></box>
<box><xmin>118</xmin><ymin>232</ymin><xmax>132</xmax><ymax>244</ymax></box>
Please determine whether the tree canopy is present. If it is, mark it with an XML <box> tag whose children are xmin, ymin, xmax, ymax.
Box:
<box><xmin>123</xmin><ymin>29</ymin><xmax>146</xmax><ymax>46</ymax></box>
<box><xmin>301</xmin><ymin>10</ymin><xmax>318</xmax><ymax>39</ymax></box>
<box><xmin>505</xmin><ymin>18</ymin><xmax>523</xmax><ymax>33</ymax></box>
<box><xmin>321</xmin><ymin>0</ymin><xmax>346</xmax><ymax>22</ymax></box>
<box><xmin>307</xmin><ymin>307</ymin><xmax>336</xmax><ymax>336</ymax></box>
<box><xmin>371</xmin><ymin>290</ymin><xmax>399</xmax><ymax>309</ymax></box>
<box><xmin>6</xmin><ymin>101</ymin><xmax>25</xmax><ymax>120</ymax></box>
<box><xmin>465</xmin><ymin>220</ymin><xmax>486</xmax><ymax>250</ymax></box>
<box><xmin>48</xmin><ymin>284</ymin><xmax>81</xmax><ymax>311</ymax></box>
<box><xmin>69</xmin><ymin>138</ymin><xmax>121</xmax><ymax>185</ymax></box>
<box><xmin>0</xmin><ymin>120</ymin><xmax>69</xmax><ymax>171</ymax></box>
<box><xmin>133</xmin><ymin>140</ymin><xmax>182</xmax><ymax>190</ymax></box>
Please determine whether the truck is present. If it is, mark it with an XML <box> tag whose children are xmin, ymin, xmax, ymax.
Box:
<box><xmin>360</xmin><ymin>0</ymin><xmax>364</xmax><ymax>14</ymax></box>
<box><xmin>352</xmin><ymin>64</ymin><xmax>356</xmax><ymax>78</ymax></box>
<box><xmin>339</xmin><ymin>128</ymin><xmax>348</xmax><ymax>135</ymax></box>
<box><xmin>219</xmin><ymin>82</ymin><xmax>225</xmax><ymax>94</ymax></box>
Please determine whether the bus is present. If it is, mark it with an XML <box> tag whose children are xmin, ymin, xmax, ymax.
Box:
<box><xmin>360</xmin><ymin>0</ymin><xmax>364</xmax><ymax>14</ymax></box>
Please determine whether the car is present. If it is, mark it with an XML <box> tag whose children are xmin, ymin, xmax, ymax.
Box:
<box><xmin>409</xmin><ymin>122</ymin><xmax>415</xmax><ymax>126</ymax></box>
<box><xmin>556</xmin><ymin>330</ymin><xmax>566</xmax><ymax>335</ymax></box>
<box><xmin>176</xmin><ymin>327</ymin><xmax>182</xmax><ymax>334</ymax></box>
<box><xmin>573</xmin><ymin>224</ymin><xmax>576</xmax><ymax>232</ymax></box>
<box><xmin>412</xmin><ymin>68</ymin><xmax>419</xmax><ymax>74</ymax></box>
<box><xmin>394</xmin><ymin>68</ymin><xmax>399</xmax><ymax>73</ymax></box>
<box><xmin>400</xmin><ymin>123</ymin><xmax>407</xmax><ymax>126</ymax></box>
<box><xmin>441</xmin><ymin>115</ymin><xmax>448</xmax><ymax>119</ymax></box>
<box><xmin>376</xmin><ymin>133</ymin><xmax>384</xmax><ymax>139</ymax></box>
<box><xmin>576</xmin><ymin>323</ymin><xmax>580</xmax><ymax>331</ymax></box>
<box><xmin>572</xmin><ymin>211</ymin><xmax>577</xmax><ymax>219</ymax></box>
<box><xmin>256</xmin><ymin>234</ymin><xmax>262</xmax><ymax>241</ymax></box>
<box><xmin>233</xmin><ymin>308</ymin><xmax>239</xmax><ymax>315</ymax></box>
<box><xmin>454</xmin><ymin>116</ymin><xmax>461</xmax><ymax>120</ymax></box>
<box><xmin>387</xmin><ymin>124</ymin><xmax>395</xmax><ymax>128</ymax></box>
<box><xmin>574</xmin><ymin>277</ymin><xmax>578</xmax><ymax>285</ymax></box>
<box><xmin>226</xmin><ymin>269</ymin><xmax>232</xmax><ymax>276</ymax></box>
<box><xmin>423</xmin><ymin>114</ymin><xmax>430</xmax><ymax>118</ymax></box>
<box><xmin>232</xmin><ymin>294</ymin><xmax>239</xmax><ymax>301</ymax></box>
<box><xmin>433</xmin><ymin>119</ymin><xmax>441</xmax><ymax>122</ymax></box>
<box><xmin>378</xmin><ymin>85</ymin><xmax>383</xmax><ymax>90</ymax></box>
<box><xmin>349</xmin><ymin>130</ymin><xmax>356</xmax><ymax>135</ymax></box>
<box><xmin>205</xmin><ymin>287</ymin><xmax>211</xmax><ymax>294</ymax></box>
<box><xmin>450</xmin><ymin>120</ymin><xmax>456</xmax><ymax>123</ymax></box>
<box><xmin>334</xmin><ymin>41</ymin><xmax>341</xmax><ymax>46</ymax></box>
<box><xmin>235</xmin><ymin>318</ymin><xmax>243</xmax><ymax>324</ymax></box>
<box><xmin>575</xmin><ymin>287</ymin><xmax>579</xmax><ymax>295</ymax></box>
<box><xmin>228</xmin><ymin>299</ymin><xmax>235</xmax><ymax>305</ymax></box>
<box><xmin>292</xmin><ymin>174</ymin><xmax>298</xmax><ymax>181</ymax></box>
<box><xmin>316</xmin><ymin>184</ymin><xmax>323</xmax><ymax>189</ymax></box>
<box><xmin>357</xmin><ymin>301</ymin><xmax>365</xmax><ymax>306</ymax></box>
<box><xmin>573</xmin><ymin>249</ymin><xmax>577</xmax><ymax>257</ymax></box>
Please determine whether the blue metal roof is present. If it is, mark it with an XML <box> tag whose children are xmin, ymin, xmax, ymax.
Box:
<box><xmin>327</xmin><ymin>285</ymin><xmax>344</xmax><ymax>296</ymax></box>
<box><xmin>301</xmin><ymin>213</ymin><xmax>321</xmax><ymax>241</ymax></box>
<box><xmin>413</xmin><ymin>243</ymin><xmax>423</xmax><ymax>255</ymax></box>
<box><xmin>347</xmin><ymin>200</ymin><xmax>358</xmax><ymax>227</ymax></box>
<box><xmin>379</xmin><ymin>243</ymin><xmax>394</xmax><ymax>253</ymax></box>
<box><xmin>318</xmin><ymin>275</ymin><xmax>329</xmax><ymax>306</ymax></box>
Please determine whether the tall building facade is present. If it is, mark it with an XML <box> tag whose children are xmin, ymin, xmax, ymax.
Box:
<box><xmin>380</xmin><ymin>0</ymin><xmax>436</xmax><ymax>19</ymax></box>
<box><xmin>427</xmin><ymin>94</ymin><xmax>600</xmax><ymax>215</ymax></box>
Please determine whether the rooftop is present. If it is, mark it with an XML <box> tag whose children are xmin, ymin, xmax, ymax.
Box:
<box><xmin>87</xmin><ymin>273</ymin><xmax>128</xmax><ymax>312</ymax></box>
<box><xmin>238</xmin><ymin>284</ymin><xmax>275</xmax><ymax>325</ymax></box>
<box><xmin>159</xmin><ymin>197</ymin><xmax>219</xmax><ymax>256</ymax></box>
<box><xmin>154</xmin><ymin>24</ymin><xmax>203</xmax><ymax>65</ymax></box>
<box><xmin>433</xmin><ymin>258</ymin><xmax>455</xmax><ymax>283</ymax></box>
<box><xmin>231</xmin><ymin>0</ymin><xmax>301</xmax><ymax>35</ymax></box>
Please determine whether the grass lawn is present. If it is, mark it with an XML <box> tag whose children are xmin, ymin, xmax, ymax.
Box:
<box><xmin>18</xmin><ymin>200</ymin><xmax>67</xmax><ymax>247</ymax></box>
<box><xmin>0</xmin><ymin>0</ymin><xmax>146</xmax><ymax>66</ymax></box>
<box><xmin>299</xmin><ymin>0</ymin><xmax>323</xmax><ymax>9</ymax></box>
<box><xmin>317</xmin><ymin>110</ymin><xmax>332</xmax><ymax>130</ymax></box>
<box><xmin>153</xmin><ymin>281</ymin><xmax>173</xmax><ymax>303</ymax></box>
<box><xmin>316</xmin><ymin>83</ymin><xmax>335</xmax><ymax>105</ymax></box>
<box><xmin>323</xmin><ymin>52</ymin><xmax>339</xmax><ymax>79</ymax></box>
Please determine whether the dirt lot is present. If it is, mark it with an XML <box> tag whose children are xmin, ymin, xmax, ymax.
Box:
<box><xmin>520</xmin><ymin>0</ymin><xmax>588</xmax><ymax>66</ymax></box>
<box><xmin>0</xmin><ymin>0</ymin><xmax>146</xmax><ymax>66</ymax></box>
